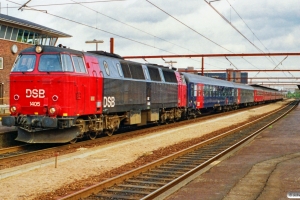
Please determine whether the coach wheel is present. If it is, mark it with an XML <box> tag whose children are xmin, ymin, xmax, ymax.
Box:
<box><xmin>88</xmin><ymin>132</ymin><xmax>97</xmax><ymax>140</ymax></box>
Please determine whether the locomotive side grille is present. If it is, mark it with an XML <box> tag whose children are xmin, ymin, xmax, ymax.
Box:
<box><xmin>104</xmin><ymin>78</ymin><xmax>147</xmax><ymax>111</ymax></box>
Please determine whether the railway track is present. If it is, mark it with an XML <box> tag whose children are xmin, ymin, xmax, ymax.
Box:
<box><xmin>0</xmin><ymin>103</ymin><xmax>270</xmax><ymax>170</ymax></box>
<box><xmin>58</xmin><ymin>100</ymin><xmax>298</xmax><ymax>200</ymax></box>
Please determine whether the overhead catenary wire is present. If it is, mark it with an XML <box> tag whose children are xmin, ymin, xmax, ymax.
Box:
<box><xmin>6</xmin><ymin>0</ymin><xmax>187</xmax><ymax>57</ymax></box>
<box><xmin>146</xmin><ymin>0</ymin><xmax>263</xmax><ymax>71</ymax></box>
<box><xmin>6</xmin><ymin>0</ymin><xmax>227</xmax><ymax>69</ymax></box>
<box><xmin>145</xmin><ymin>0</ymin><xmax>234</xmax><ymax>54</ymax></box>
<box><xmin>70</xmin><ymin>0</ymin><xmax>206</xmax><ymax>65</ymax></box>
<box><xmin>225</xmin><ymin>0</ymin><xmax>288</xmax><ymax>75</ymax></box>
<box><xmin>204</xmin><ymin>0</ymin><xmax>283</xmax><ymax>80</ymax></box>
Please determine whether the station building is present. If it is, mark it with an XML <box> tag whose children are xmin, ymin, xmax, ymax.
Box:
<box><xmin>180</xmin><ymin>67</ymin><xmax>248</xmax><ymax>84</ymax></box>
<box><xmin>0</xmin><ymin>13</ymin><xmax>71</xmax><ymax>105</ymax></box>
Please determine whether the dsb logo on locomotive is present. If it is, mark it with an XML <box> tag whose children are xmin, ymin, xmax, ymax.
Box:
<box><xmin>26</xmin><ymin>89</ymin><xmax>46</xmax><ymax>98</ymax></box>
<box><xmin>103</xmin><ymin>96</ymin><xmax>115</xmax><ymax>108</ymax></box>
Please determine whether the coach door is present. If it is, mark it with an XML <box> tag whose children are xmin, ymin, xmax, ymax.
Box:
<box><xmin>196</xmin><ymin>83</ymin><xmax>204</xmax><ymax>109</ymax></box>
<box><xmin>188</xmin><ymin>83</ymin><xmax>196</xmax><ymax>109</ymax></box>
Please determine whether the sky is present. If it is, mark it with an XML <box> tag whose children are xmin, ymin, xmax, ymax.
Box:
<box><xmin>1</xmin><ymin>0</ymin><xmax>300</xmax><ymax>90</ymax></box>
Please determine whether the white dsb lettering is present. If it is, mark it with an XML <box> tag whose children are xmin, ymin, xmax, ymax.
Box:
<box><xmin>26</xmin><ymin>89</ymin><xmax>45</xmax><ymax>98</ymax></box>
<box><xmin>104</xmin><ymin>96</ymin><xmax>115</xmax><ymax>107</ymax></box>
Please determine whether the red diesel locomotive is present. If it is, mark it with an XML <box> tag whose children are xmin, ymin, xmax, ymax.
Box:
<box><xmin>2</xmin><ymin>45</ymin><xmax>283</xmax><ymax>143</ymax></box>
<box><xmin>2</xmin><ymin>45</ymin><xmax>187</xmax><ymax>143</ymax></box>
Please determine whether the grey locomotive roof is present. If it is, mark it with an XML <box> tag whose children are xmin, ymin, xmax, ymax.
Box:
<box><xmin>182</xmin><ymin>72</ymin><xmax>253</xmax><ymax>90</ymax></box>
<box><xmin>0</xmin><ymin>13</ymin><xmax>71</xmax><ymax>38</ymax></box>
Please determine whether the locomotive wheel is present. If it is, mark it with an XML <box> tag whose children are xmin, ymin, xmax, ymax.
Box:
<box><xmin>105</xmin><ymin>129</ymin><xmax>114</xmax><ymax>136</ymax></box>
<box><xmin>88</xmin><ymin>132</ymin><xmax>97</xmax><ymax>140</ymax></box>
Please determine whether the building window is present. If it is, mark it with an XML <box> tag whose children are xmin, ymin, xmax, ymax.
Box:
<box><xmin>0</xmin><ymin>57</ymin><xmax>3</xmax><ymax>69</ymax></box>
<box><xmin>0</xmin><ymin>25</ymin><xmax>7</xmax><ymax>38</ymax></box>
<box><xmin>0</xmin><ymin>24</ymin><xmax>57</xmax><ymax>45</ymax></box>
<box><xmin>5</xmin><ymin>26</ymin><xmax>12</xmax><ymax>40</ymax></box>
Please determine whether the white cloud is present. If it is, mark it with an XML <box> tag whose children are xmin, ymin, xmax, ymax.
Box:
<box><xmin>3</xmin><ymin>0</ymin><xmax>300</xmax><ymax>88</ymax></box>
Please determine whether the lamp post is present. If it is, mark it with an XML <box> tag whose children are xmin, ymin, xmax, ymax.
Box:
<box><xmin>165</xmin><ymin>61</ymin><xmax>177</xmax><ymax>67</ymax></box>
<box><xmin>85</xmin><ymin>39</ymin><xmax>104</xmax><ymax>51</ymax></box>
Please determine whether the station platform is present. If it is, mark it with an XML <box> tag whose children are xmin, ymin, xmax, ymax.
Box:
<box><xmin>167</xmin><ymin>104</ymin><xmax>300</xmax><ymax>200</ymax></box>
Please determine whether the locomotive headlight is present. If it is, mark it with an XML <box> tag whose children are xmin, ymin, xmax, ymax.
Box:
<box><xmin>49</xmin><ymin>107</ymin><xmax>56</xmax><ymax>114</ymax></box>
<box><xmin>10</xmin><ymin>106</ymin><xmax>17</xmax><ymax>113</ymax></box>
<box><xmin>35</xmin><ymin>45</ymin><xmax>43</xmax><ymax>54</ymax></box>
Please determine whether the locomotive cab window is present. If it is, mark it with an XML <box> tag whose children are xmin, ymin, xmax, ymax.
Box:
<box><xmin>72</xmin><ymin>56</ymin><xmax>86</xmax><ymax>73</ymax></box>
<box><xmin>39</xmin><ymin>54</ymin><xmax>62</xmax><ymax>72</ymax></box>
<box><xmin>12</xmin><ymin>54</ymin><xmax>36</xmax><ymax>72</ymax></box>
<box><xmin>61</xmin><ymin>54</ymin><xmax>74</xmax><ymax>72</ymax></box>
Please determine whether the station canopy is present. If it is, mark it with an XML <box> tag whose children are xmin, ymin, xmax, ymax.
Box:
<box><xmin>0</xmin><ymin>13</ymin><xmax>71</xmax><ymax>46</ymax></box>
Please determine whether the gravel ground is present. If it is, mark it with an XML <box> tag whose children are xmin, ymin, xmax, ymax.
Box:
<box><xmin>0</xmin><ymin>101</ymin><xmax>289</xmax><ymax>200</ymax></box>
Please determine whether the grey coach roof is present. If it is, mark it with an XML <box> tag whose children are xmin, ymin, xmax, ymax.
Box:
<box><xmin>0</xmin><ymin>13</ymin><xmax>71</xmax><ymax>38</ymax></box>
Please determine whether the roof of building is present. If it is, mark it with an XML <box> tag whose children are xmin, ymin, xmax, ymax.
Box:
<box><xmin>0</xmin><ymin>13</ymin><xmax>71</xmax><ymax>38</ymax></box>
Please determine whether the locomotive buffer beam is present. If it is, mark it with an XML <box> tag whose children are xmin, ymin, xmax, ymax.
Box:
<box><xmin>16</xmin><ymin>127</ymin><xmax>81</xmax><ymax>143</ymax></box>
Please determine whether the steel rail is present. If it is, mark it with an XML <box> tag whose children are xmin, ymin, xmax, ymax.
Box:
<box><xmin>0</xmin><ymin>103</ymin><xmax>267</xmax><ymax>165</ymax></box>
<box><xmin>58</xmin><ymin>100</ymin><xmax>297</xmax><ymax>200</ymax></box>
<box><xmin>0</xmin><ymin>144</ymin><xmax>32</xmax><ymax>155</ymax></box>
<box><xmin>142</xmin><ymin>101</ymin><xmax>297</xmax><ymax>199</ymax></box>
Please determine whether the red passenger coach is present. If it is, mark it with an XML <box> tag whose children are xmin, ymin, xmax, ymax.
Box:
<box><xmin>251</xmin><ymin>84</ymin><xmax>283</xmax><ymax>103</ymax></box>
<box><xmin>175</xmin><ymin>72</ymin><xmax>187</xmax><ymax>108</ymax></box>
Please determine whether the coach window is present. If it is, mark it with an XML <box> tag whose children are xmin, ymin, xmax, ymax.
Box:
<box><xmin>194</xmin><ymin>85</ymin><xmax>197</xmax><ymax>97</ymax></box>
<box><xmin>103</xmin><ymin>61</ymin><xmax>110</xmax><ymax>76</ymax></box>
<box><xmin>72</xmin><ymin>56</ymin><xmax>86</xmax><ymax>73</ymax></box>
<box><xmin>61</xmin><ymin>54</ymin><xmax>74</xmax><ymax>72</ymax></box>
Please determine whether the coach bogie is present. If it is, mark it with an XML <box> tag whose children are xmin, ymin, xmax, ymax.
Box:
<box><xmin>160</xmin><ymin>108</ymin><xmax>183</xmax><ymax>123</ymax></box>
